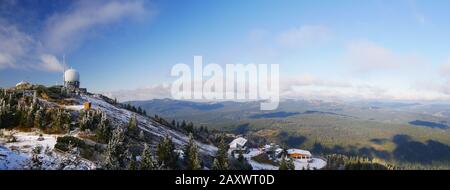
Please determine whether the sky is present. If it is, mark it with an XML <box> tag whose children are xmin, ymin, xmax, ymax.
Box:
<box><xmin>1</xmin><ymin>0</ymin><xmax>450</xmax><ymax>102</ymax></box>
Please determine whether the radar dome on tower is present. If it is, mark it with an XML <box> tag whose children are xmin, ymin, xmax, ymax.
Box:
<box><xmin>63</xmin><ymin>68</ymin><xmax>80</xmax><ymax>90</ymax></box>
<box><xmin>64</xmin><ymin>68</ymin><xmax>80</xmax><ymax>82</ymax></box>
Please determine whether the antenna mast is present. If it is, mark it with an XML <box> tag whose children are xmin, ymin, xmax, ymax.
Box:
<box><xmin>62</xmin><ymin>54</ymin><xmax>66</xmax><ymax>86</ymax></box>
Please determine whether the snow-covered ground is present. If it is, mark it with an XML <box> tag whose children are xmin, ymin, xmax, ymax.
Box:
<box><xmin>0</xmin><ymin>131</ymin><xmax>96</xmax><ymax>170</ymax></box>
<box><xmin>4</xmin><ymin>132</ymin><xmax>58</xmax><ymax>154</ymax></box>
<box><xmin>64</xmin><ymin>105</ymin><xmax>84</xmax><ymax>111</ymax></box>
<box><xmin>2</xmin><ymin>93</ymin><xmax>217</xmax><ymax>170</ymax></box>
<box><xmin>82</xmin><ymin>94</ymin><xmax>217</xmax><ymax>156</ymax></box>
<box><xmin>293</xmin><ymin>158</ymin><xmax>327</xmax><ymax>170</ymax></box>
<box><xmin>0</xmin><ymin>145</ymin><xmax>28</xmax><ymax>169</ymax></box>
<box><xmin>248</xmin><ymin>159</ymin><xmax>279</xmax><ymax>170</ymax></box>
<box><xmin>244</xmin><ymin>148</ymin><xmax>263</xmax><ymax>158</ymax></box>
<box><xmin>240</xmin><ymin>148</ymin><xmax>326</xmax><ymax>170</ymax></box>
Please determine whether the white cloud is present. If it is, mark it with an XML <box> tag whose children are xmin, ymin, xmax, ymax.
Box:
<box><xmin>0</xmin><ymin>53</ymin><xmax>16</xmax><ymax>69</ymax></box>
<box><xmin>105</xmin><ymin>72</ymin><xmax>450</xmax><ymax>102</ymax></box>
<box><xmin>279</xmin><ymin>73</ymin><xmax>450</xmax><ymax>101</ymax></box>
<box><xmin>343</xmin><ymin>40</ymin><xmax>424</xmax><ymax>72</ymax></box>
<box><xmin>280</xmin><ymin>74</ymin><xmax>351</xmax><ymax>93</ymax></box>
<box><xmin>442</xmin><ymin>81</ymin><xmax>450</xmax><ymax>95</ymax></box>
<box><xmin>0</xmin><ymin>23</ymin><xmax>33</xmax><ymax>69</ymax></box>
<box><xmin>277</xmin><ymin>25</ymin><xmax>331</xmax><ymax>48</ymax></box>
<box><xmin>39</xmin><ymin>54</ymin><xmax>64</xmax><ymax>72</ymax></box>
<box><xmin>43</xmin><ymin>0</ymin><xmax>149</xmax><ymax>52</ymax></box>
<box><xmin>104</xmin><ymin>83</ymin><xmax>171</xmax><ymax>102</ymax></box>
<box><xmin>0</xmin><ymin>21</ymin><xmax>65</xmax><ymax>72</ymax></box>
<box><xmin>0</xmin><ymin>0</ymin><xmax>152</xmax><ymax>73</ymax></box>
<box><xmin>440</xmin><ymin>59</ymin><xmax>450</xmax><ymax>76</ymax></box>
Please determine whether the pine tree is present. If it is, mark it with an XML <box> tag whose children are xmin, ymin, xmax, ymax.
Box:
<box><xmin>140</xmin><ymin>143</ymin><xmax>156</xmax><ymax>170</ymax></box>
<box><xmin>127</xmin><ymin>154</ymin><xmax>138</xmax><ymax>170</ymax></box>
<box><xmin>211</xmin><ymin>158</ymin><xmax>220</xmax><ymax>170</ymax></box>
<box><xmin>96</xmin><ymin>114</ymin><xmax>111</xmax><ymax>143</ymax></box>
<box><xmin>230</xmin><ymin>151</ymin><xmax>253</xmax><ymax>170</ymax></box>
<box><xmin>30</xmin><ymin>145</ymin><xmax>43</xmax><ymax>170</ymax></box>
<box><xmin>127</xmin><ymin>115</ymin><xmax>138</xmax><ymax>136</ymax></box>
<box><xmin>103</xmin><ymin>128</ymin><xmax>128</xmax><ymax>170</ymax></box>
<box><xmin>34</xmin><ymin>109</ymin><xmax>42</xmax><ymax>128</ymax></box>
<box><xmin>287</xmin><ymin>157</ymin><xmax>295</xmax><ymax>170</ymax></box>
<box><xmin>25</xmin><ymin>109</ymin><xmax>34</xmax><ymax>128</ymax></box>
<box><xmin>279</xmin><ymin>156</ymin><xmax>288</xmax><ymax>170</ymax></box>
<box><xmin>211</xmin><ymin>136</ymin><xmax>229</xmax><ymax>170</ymax></box>
<box><xmin>184</xmin><ymin>134</ymin><xmax>201</xmax><ymax>170</ymax></box>
<box><xmin>156</xmin><ymin>135</ymin><xmax>178</xmax><ymax>169</ymax></box>
<box><xmin>186</xmin><ymin>122</ymin><xmax>194</xmax><ymax>133</ymax></box>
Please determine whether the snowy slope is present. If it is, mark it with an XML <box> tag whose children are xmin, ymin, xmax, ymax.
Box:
<box><xmin>0</xmin><ymin>131</ymin><xmax>95</xmax><ymax>170</ymax></box>
<box><xmin>81</xmin><ymin>94</ymin><xmax>217</xmax><ymax>156</ymax></box>
<box><xmin>0</xmin><ymin>145</ymin><xmax>28</xmax><ymax>169</ymax></box>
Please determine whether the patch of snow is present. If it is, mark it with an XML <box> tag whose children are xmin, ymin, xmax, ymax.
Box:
<box><xmin>294</xmin><ymin>158</ymin><xmax>326</xmax><ymax>170</ymax></box>
<box><xmin>248</xmin><ymin>159</ymin><xmax>279</xmax><ymax>170</ymax></box>
<box><xmin>64</xmin><ymin>105</ymin><xmax>84</xmax><ymax>111</ymax></box>
<box><xmin>5</xmin><ymin>132</ymin><xmax>58</xmax><ymax>154</ymax></box>
<box><xmin>0</xmin><ymin>146</ymin><xmax>28</xmax><ymax>170</ymax></box>
<box><xmin>240</xmin><ymin>148</ymin><xmax>327</xmax><ymax>170</ymax></box>
<box><xmin>1</xmin><ymin>131</ymin><xmax>96</xmax><ymax>170</ymax></box>
<box><xmin>244</xmin><ymin>148</ymin><xmax>263</xmax><ymax>158</ymax></box>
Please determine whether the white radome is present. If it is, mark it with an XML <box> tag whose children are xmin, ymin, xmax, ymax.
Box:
<box><xmin>64</xmin><ymin>69</ymin><xmax>80</xmax><ymax>82</ymax></box>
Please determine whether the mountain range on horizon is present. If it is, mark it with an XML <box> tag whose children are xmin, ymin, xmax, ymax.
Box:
<box><xmin>129</xmin><ymin>97</ymin><xmax>450</xmax><ymax>169</ymax></box>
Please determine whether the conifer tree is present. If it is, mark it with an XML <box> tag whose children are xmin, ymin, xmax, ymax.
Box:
<box><xmin>30</xmin><ymin>145</ymin><xmax>43</xmax><ymax>170</ymax></box>
<box><xmin>184</xmin><ymin>133</ymin><xmax>201</xmax><ymax>170</ymax></box>
<box><xmin>140</xmin><ymin>143</ymin><xmax>156</xmax><ymax>170</ymax></box>
<box><xmin>34</xmin><ymin>109</ymin><xmax>42</xmax><ymax>128</ymax></box>
<box><xmin>279</xmin><ymin>156</ymin><xmax>288</xmax><ymax>170</ymax></box>
<box><xmin>103</xmin><ymin>128</ymin><xmax>128</xmax><ymax>170</ymax></box>
<box><xmin>25</xmin><ymin>110</ymin><xmax>34</xmax><ymax>128</ymax></box>
<box><xmin>156</xmin><ymin>135</ymin><xmax>178</xmax><ymax>169</ymax></box>
<box><xmin>96</xmin><ymin>114</ymin><xmax>111</xmax><ymax>143</ymax></box>
<box><xmin>127</xmin><ymin>115</ymin><xmax>138</xmax><ymax>136</ymax></box>
<box><xmin>287</xmin><ymin>157</ymin><xmax>295</xmax><ymax>170</ymax></box>
<box><xmin>211</xmin><ymin>136</ymin><xmax>229</xmax><ymax>170</ymax></box>
<box><xmin>127</xmin><ymin>154</ymin><xmax>138</xmax><ymax>170</ymax></box>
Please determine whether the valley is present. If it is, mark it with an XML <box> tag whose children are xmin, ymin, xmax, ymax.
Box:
<box><xmin>130</xmin><ymin>99</ymin><xmax>450</xmax><ymax>169</ymax></box>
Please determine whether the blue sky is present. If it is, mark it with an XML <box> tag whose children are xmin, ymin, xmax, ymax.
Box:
<box><xmin>1</xmin><ymin>0</ymin><xmax>450</xmax><ymax>101</ymax></box>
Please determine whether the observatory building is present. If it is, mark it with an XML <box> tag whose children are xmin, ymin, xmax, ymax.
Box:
<box><xmin>64</xmin><ymin>69</ymin><xmax>80</xmax><ymax>89</ymax></box>
<box><xmin>63</xmin><ymin>68</ymin><xmax>87</xmax><ymax>94</ymax></box>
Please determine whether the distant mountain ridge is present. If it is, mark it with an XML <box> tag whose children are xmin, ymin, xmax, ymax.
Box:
<box><xmin>129</xmin><ymin>98</ymin><xmax>450</xmax><ymax>169</ymax></box>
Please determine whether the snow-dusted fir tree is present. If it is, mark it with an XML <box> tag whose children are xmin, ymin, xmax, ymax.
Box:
<box><xmin>30</xmin><ymin>145</ymin><xmax>43</xmax><ymax>170</ymax></box>
<box><xmin>140</xmin><ymin>143</ymin><xmax>156</xmax><ymax>170</ymax></box>
<box><xmin>96</xmin><ymin>113</ymin><xmax>111</xmax><ymax>143</ymax></box>
<box><xmin>127</xmin><ymin>115</ymin><xmax>139</xmax><ymax>136</ymax></box>
<box><xmin>279</xmin><ymin>156</ymin><xmax>295</xmax><ymax>170</ymax></box>
<box><xmin>33</xmin><ymin>109</ymin><xmax>43</xmax><ymax>129</ymax></box>
<box><xmin>184</xmin><ymin>133</ymin><xmax>201</xmax><ymax>170</ymax></box>
<box><xmin>156</xmin><ymin>135</ymin><xmax>178</xmax><ymax>169</ymax></box>
<box><xmin>211</xmin><ymin>136</ymin><xmax>229</xmax><ymax>170</ymax></box>
<box><xmin>103</xmin><ymin>127</ymin><xmax>128</xmax><ymax>170</ymax></box>
<box><xmin>127</xmin><ymin>153</ymin><xmax>138</xmax><ymax>170</ymax></box>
